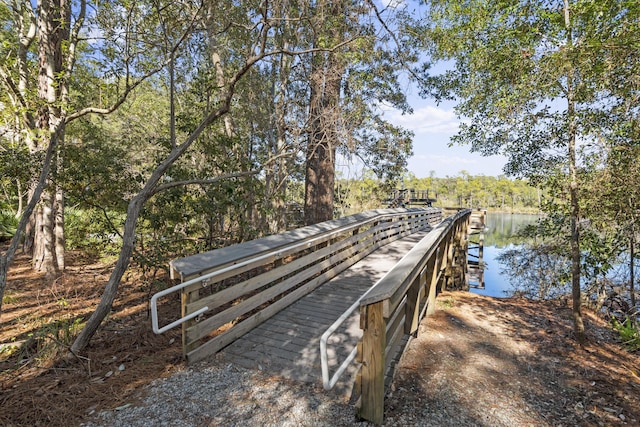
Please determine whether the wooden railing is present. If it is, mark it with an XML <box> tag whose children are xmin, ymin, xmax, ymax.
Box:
<box><xmin>355</xmin><ymin>209</ymin><xmax>471</xmax><ymax>424</ymax></box>
<box><xmin>386</xmin><ymin>188</ymin><xmax>437</xmax><ymax>207</ymax></box>
<box><xmin>166</xmin><ymin>208</ymin><xmax>443</xmax><ymax>364</ymax></box>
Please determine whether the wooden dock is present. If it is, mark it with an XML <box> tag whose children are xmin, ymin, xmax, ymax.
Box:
<box><xmin>154</xmin><ymin>208</ymin><xmax>474</xmax><ymax>424</ymax></box>
<box><xmin>215</xmin><ymin>229</ymin><xmax>431</xmax><ymax>393</ymax></box>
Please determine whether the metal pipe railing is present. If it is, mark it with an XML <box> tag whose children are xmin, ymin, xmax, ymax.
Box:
<box><xmin>319</xmin><ymin>291</ymin><xmax>369</xmax><ymax>390</ymax></box>
<box><xmin>319</xmin><ymin>232</ymin><xmax>421</xmax><ymax>390</ymax></box>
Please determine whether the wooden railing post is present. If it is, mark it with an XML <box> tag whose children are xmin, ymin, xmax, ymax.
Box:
<box><xmin>452</xmin><ymin>219</ymin><xmax>467</xmax><ymax>290</ymax></box>
<box><xmin>357</xmin><ymin>301</ymin><xmax>386</xmax><ymax>425</ymax></box>
<box><xmin>181</xmin><ymin>287</ymin><xmax>200</xmax><ymax>357</ymax></box>
<box><xmin>461</xmin><ymin>215</ymin><xmax>470</xmax><ymax>290</ymax></box>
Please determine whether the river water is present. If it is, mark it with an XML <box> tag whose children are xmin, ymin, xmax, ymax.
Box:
<box><xmin>470</xmin><ymin>212</ymin><xmax>541</xmax><ymax>298</ymax></box>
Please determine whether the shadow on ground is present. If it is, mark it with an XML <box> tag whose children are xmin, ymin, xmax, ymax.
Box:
<box><xmin>385</xmin><ymin>291</ymin><xmax>640</xmax><ymax>426</ymax></box>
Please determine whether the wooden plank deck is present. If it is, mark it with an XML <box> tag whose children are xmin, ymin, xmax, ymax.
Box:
<box><xmin>215</xmin><ymin>228</ymin><xmax>432</xmax><ymax>394</ymax></box>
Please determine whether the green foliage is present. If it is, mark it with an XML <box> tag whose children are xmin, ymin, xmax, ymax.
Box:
<box><xmin>62</xmin><ymin>119</ymin><xmax>137</xmax><ymax>212</ymax></box>
<box><xmin>437</xmin><ymin>296</ymin><xmax>456</xmax><ymax>309</ymax></box>
<box><xmin>353</xmin><ymin>119</ymin><xmax>413</xmax><ymax>185</ymax></box>
<box><xmin>2</xmin><ymin>291</ymin><xmax>18</xmax><ymax>305</ymax></box>
<box><xmin>498</xmin><ymin>241</ymin><xmax>572</xmax><ymax>300</ymax></box>
<box><xmin>65</xmin><ymin>207</ymin><xmax>124</xmax><ymax>257</ymax></box>
<box><xmin>611</xmin><ymin>316</ymin><xmax>640</xmax><ymax>352</ymax></box>
<box><xmin>0</xmin><ymin>140</ymin><xmax>38</xmax><ymax>220</ymax></box>
<box><xmin>0</xmin><ymin>143</ymin><xmax>35</xmax><ymax>184</ymax></box>
<box><xmin>423</xmin><ymin>0</ymin><xmax>624</xmax><ymax>179</ymax></box>
<box><xmin>0</xmin><ymin>211</ymin><xmax>17</xmax><ymax>241</ymax></box>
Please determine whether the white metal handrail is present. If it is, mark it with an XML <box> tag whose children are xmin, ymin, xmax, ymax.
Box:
<box><xmin>151</xmin><ymin>209</ymin><xmax>439</xmax><ymax>335</ymax></box>
<box><xmin>319</xmin><ymin>210</ymin><xmax>468</xmax><ymax>390</ymax></box>
<box><xmin>151</xmin><ymin>233</ymin><xmax>317</xmax><ymax>334</ymax></box>
<box><xmin>320</xmin><ymin>290</ymin><xmax>370</xmax><ymax>390</ymax></box>
<box><xmin>319</xmin><ymin>231</ymin><xmax>423</xmax><ymax>390</ymax></box>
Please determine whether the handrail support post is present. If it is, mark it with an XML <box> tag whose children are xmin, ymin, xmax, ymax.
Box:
<box><xmin>357</xmin><ymin>301</ymin><xmax>386</xmax><ymax>425</ymax></box>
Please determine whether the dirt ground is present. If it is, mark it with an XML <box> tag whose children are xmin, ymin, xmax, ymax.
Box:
<box><xmin>1</xmin><ymin>252</ymin><xmax>639</xmax><ymax>426</ymax></box>
<box><xmin>387</xmin><ymin>291</ymin><xmax>640</xmax><ymax>426</ymax></box>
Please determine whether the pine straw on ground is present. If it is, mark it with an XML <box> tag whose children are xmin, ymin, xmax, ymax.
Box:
<box><xmin>0</xmin><ymin>252</ymin><xmax>183</xmax><ymax>427</ymax></box>
<box><xmin>387</xmin><ymin>291</ymin><xmax>640</xmax><ymax>426</ymax></box>
<box><xmin>1</xmin><ymin>253</ymin><xmax>639</xmax><ymax>426</ymax></box>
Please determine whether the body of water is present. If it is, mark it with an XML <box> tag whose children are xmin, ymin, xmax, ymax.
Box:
<box><xmin>470</xmin><ymin>212</ymin><xmax>541</xmax><ymax>298</ymax></box>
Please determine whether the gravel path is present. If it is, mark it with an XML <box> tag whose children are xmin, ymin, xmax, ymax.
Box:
<box><xmin>82</xmin><ymin>362</ymin><xmax>363</xmax><ymax>427</ymax></box>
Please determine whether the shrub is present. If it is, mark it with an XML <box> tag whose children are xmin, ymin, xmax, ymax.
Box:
<box><xmin>611</xmin><ymin>315</ymin><xmax>640</xmax><ymax>352</ymax></box>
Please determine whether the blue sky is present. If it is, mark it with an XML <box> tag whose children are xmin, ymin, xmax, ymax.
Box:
<box><xmin>336</xmin><ymin>95</ymin><xmax>509</xmax><ymax>181</ymax></box>
<box><xmin>385</xmin><ymin>97</ymin><xmax>508</xmax><ymax>179</ymax></box>
<box><xmin>367</xmin><ymin>0</ymin><xmax>508</xmax><ymax>179</ymax></box>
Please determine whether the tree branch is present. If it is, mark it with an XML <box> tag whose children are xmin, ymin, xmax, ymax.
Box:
<box><xmin>64</xmin><ymin>0</ymin><xmax>86</xmax><ymax>79</ymax></box>
<box><xmin>364</xmin><ymin>0</ymin><xmax>425</xmax><ymax>87</ymax></box>
<box><xmin>0</xmin><ymin>67</ymin><xmax>28</xmax><ymax>112</ymax></box>
<box><xmin>65</xmin><ymin>2</ymin><xmax>203</xmax><ymax>123</ymax></box>
<box><xmin>150</xmin><ymin>170</ymin><xmax>259</xmax><ymax>196</ymax></box>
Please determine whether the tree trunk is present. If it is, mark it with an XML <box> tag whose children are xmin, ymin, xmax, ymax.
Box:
<box><xmin>304</xmin><ymin>1</ymin><xmax>345</xmax><ymax>226</ymax></box>
<box><xmin>204</xmin><ymin>4</ymin><xmax>235</xmax><ymax>141</ymax></box>
<box><xmin>266</xmin><ymin>48</ymin><xmax>293</xmax><ymax>234</ymax></box>
<box><xmin>0</xmin><ymin>256</ymin><xmax>6</xmax><ymax>312</ymax></box>
<box><xmin>30</xmin><ymin>0</ymin><xmax>69</xmax><ymax>279</ymax></box>
<box><xmin>32</xmin><ymin>185</ymin><xmax>60</xmax><ymax>278</ymax></box>
<box><xmin>630</xmin><ymin>235</ymin><xmax>636</xmax><ymax>318</ymax></box>
<box><xmin>304</xmin><ymin>139</ymin><xmax>336</xmax><ymax>225</ymax></box>
<box><xmin>71</xmin><ymin>196</ymin><xmax>142</xmax><ymax>353</ymax></box>
<box><xmin>23</xmin><ymin>189</ymin><xmax>36</xmax><ymax>256</ymax></box>
<box><xmin>304</xmin><ymin>60</ymin><xmax>324</xmax><ymax>226</ymax></box>
<box><xmin>569</xmin><ymin>158</ymin><xmax>585</xmax><ymax>343</ymax></box>
<box><xmin>55</xmin><ymin>185</ymin><xmax>65</xmax><ymax>271</ymax></box>
<box><xmin>565</xmin><ymin>0</ymin><xmax>585</xmax><ymax>344</ymax></box>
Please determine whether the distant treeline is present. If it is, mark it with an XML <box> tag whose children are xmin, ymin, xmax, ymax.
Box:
<box><xmin>332</xmin><ymin>171</ymin><xmax>541</xmax><ymax>216</ymax></box>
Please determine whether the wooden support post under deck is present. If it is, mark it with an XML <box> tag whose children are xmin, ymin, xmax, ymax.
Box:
<box><xmin>357</xmin><ymin>301</ymin><xmax>386</xmax><ymax>425</ymax></box>
<box><xmin>443</xmin><ymin>230</ymin><xmax>455</xmax><ymax>291</ymax></box>
<box><xmin>462</xmin><ymin>216</ymin><xmax>470</xmax><ymax>289</ymax></box>
<box><xmin>404</xmin><ymin>269</ymin><xmax>425</xmax><ymax>335</ymax></box>
<box><xmin>425</xmin><ymin>250</ymin><xmax>440</xmax><ymax>316</ymax></box>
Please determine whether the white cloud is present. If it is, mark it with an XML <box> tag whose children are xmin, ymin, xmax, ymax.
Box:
<box><xmin>380</xmin><ymin>102</ymin><xmax>507</xmax><ymax>177</ymax></box>
<box><xmin>387</xmin><ymin>105</ymin><xmax>462</xmax><ymax>135</ymax></box>
<box><xmin>375</xmin><ymin>0</ymin><xmax>406</xmax><ymax>9</ymax></box>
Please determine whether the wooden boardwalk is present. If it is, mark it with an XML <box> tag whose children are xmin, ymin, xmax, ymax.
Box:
<box><xmin>216</xmin><ymin>228</ymin><xmax>432</xmax><ymax>393</ymax></box>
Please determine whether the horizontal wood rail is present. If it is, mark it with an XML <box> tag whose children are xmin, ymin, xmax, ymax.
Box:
<box><xmin>355</xmin><ymin>209</ymin><xmax>471</xmax><ymax>424</ymax></box>
<box><xmin>159</xmin><ymin>208</ymin><xmax>442</xmax><ymax>364</ymax></box>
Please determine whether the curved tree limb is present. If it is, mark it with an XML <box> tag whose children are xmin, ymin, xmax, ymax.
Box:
<box><xmin>150</xmin><ymin>171</ymin><xmax>259</xmax><ymax>196</ymax></box>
